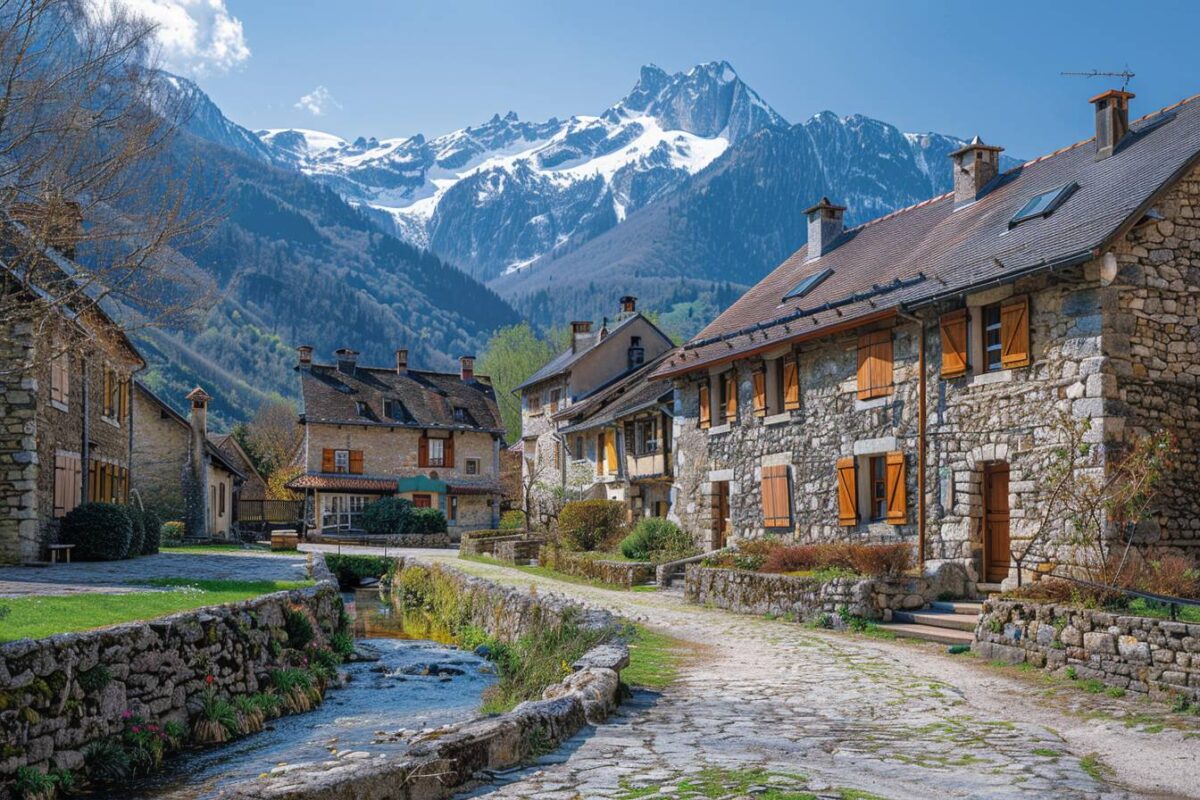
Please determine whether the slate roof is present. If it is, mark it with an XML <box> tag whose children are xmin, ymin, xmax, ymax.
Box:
<box><xmin>299</xmin><ymin>362</ymin><xmax>504</xmax><ymax>434</ymax></box>
<box><xmin>516</xmin><ymin>313</ymin><xmax>645</xmax><ymax>391</ymax></box>
<box><xmin>653</xmin><ymin>94</ymin><xmax>1200</xmax><ymax>379</ymax></box>
<box><xmin>557</xmin><ymin>353</ymin><xmax>675</xmax><ymax>435</ymax></box>
<box><xmin>133</xmin><ymin>381</ymin><xmax>245</xmax><ymax>479</ymax></box>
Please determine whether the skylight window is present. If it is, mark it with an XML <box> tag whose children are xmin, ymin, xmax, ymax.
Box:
<box><xmin>783</xmin><ymin>267</ymin><xmax>833</xmax><ymax>301</ymax></box>
<box><xmin>1009</xmin><ymin>182</ymin><xmax>1078</xmax><ymax>227</ymax></box>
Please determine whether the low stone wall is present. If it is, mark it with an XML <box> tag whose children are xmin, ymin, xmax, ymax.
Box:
<box><xmin>493</xmin><ymin>537</ymin><xmax>546</xmax><ymax>565</ymax></box>
<box><xmin>683</xmin><ymin>566</ymin><xmax>933</xmax><ymax>620</ymax></box>
<box><xmin>308</xmin><ymin>530</ymin><xmax>452</xmax><ymax>548</ymax></box>
<box><xmin>459</xmin><ymin>530</ymin><xmax>527</xmax><ymax>557</ymax></box>
<box><xmin>540</xmin><ymin>546</ymin><xmax>655</xmax><ymax>588</ymax></box>
<box><xmin>226</xmin><ymin>558</ymin><xmax>629</xmax><ymax>800</ymax></box>
<box><xmin>0</xmin><ymin>563</ymin><xmax>342</xmax><ymax>788</ymax></box>
<box><xmin>974</xmin><ymin>599</ymin><xmax>1200</xmax><ymax>702</ymax></box>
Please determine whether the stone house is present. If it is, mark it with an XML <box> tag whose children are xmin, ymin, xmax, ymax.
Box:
<box><xmin>210</xmin><ymin>434</ymin><xmax>268</xmax><ymax>501</ymax></box>
<box><xmin>289</xmin><ymin>347</ymin><xmax>505</xmax><ymax>535</ymax></box>
<box><xmin>654</xmin><ymin>89</ymin><xmax>1200</xmax><ymax>589</ymax></box>
<box><xmin>517</xmin><ymin>296</ymin><xmax>675</xmax><ymax>519</ymax></box>
<box><xmin>0</xmin><ymin>223</ymin><xmax>145</xmax><ymax>563</ymax></box>
<box><xmin>131</xmin><ymin>382</ymin><xmax>245</xmax><ymax>539</ymax></box>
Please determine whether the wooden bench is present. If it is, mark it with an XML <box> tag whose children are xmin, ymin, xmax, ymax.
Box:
<box><xmin>271</xmin><ymin>529</ymin><xmax>299</xmax><ymax>551</ymax></box>
<box><xmin>47</xmin><ymin>544</ymin><xmax>75</xmax><ymax>564</ymax></box>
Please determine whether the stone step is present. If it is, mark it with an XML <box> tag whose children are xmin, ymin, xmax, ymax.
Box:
<box><xmin>929</xmin><ymin>600</ymin><xmax>984</xmax><ymax>615</ymax></box>
<box><xmin>892</xmin><ymin>610</ymin><xmax>979</xmax><ymax>631</ymax></box>
<box><xmin>976</xmin><ymin>582</ymin><xmax>1004</xmax><ymax>595</ymax></box>
<box><xmin>883</xmin><ymin>622</ymin><xmax>975</xmax><ymax>645</ymax></box>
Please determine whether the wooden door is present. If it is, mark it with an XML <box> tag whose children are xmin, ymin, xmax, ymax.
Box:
<box><xmin>713</xmin><ymin>481</ymin><xmax>731</xmax><ymax>549</ymax></box>
<box><xmin>983</xmin><ymin>463</ymin><xmax>1011</xmax><ymax>582</ymax></box>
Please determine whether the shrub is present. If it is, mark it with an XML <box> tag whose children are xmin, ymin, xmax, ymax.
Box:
<box><xmin>78</xmin><ymin>664</ymin><xmax>112</xmax><ymax>693</ymax></box>
<box><xmin>558</xmin><ymin>500</ymin><xmax>625</xmax><ymax>552</ymax></box>
<box><xmin>847</xmin><ymin>543</ymin><xmax>914</xmax><ymax>577</ymax></box>
<box><xmin>761</xmin><ymin>545</ymin><xmax>821</xmax><ymax>574</ymax></box>
<box><xmin>361</xmin><ymin>497</ymin><xmax>414</xmax><ymax>535</ymax></box>
<box><xmin>138</xmin><ymin>508</ymin><xmax>162</xmax><ymax>555</ymax></box>
<box><xmin>60</xmin><ymin>503</ymin><xmax>133</xmax><ymax>561</ymax></box>
<box><xmin>284</xmin><ymin>608</ymin><xmax>315</xmax><ymax>650</ymax></box>
<box><xmin>1139</xmin><ymin>553</ymin><xmax>1200</xmax><ymax>599</ymax></box>
<box><xmin>126</xmin><ymin>509</ymin><xmax>145</xmax><ymax>558</ymax></box>
<box><xmin>161</xmin><ymin>520</ymin><xmax>185</xmax><ymax>545</ymax></box>
<box><xmin>499</xmin><ymin>510</ymin><xmax>526</xmax><ymax>530</ymax></box>
<box><xmin>410</xmin><ymin>507</ymin><xmax>447</xmax><ymax>534</ymax></box>
<box><xmin>619</xmin><ymin>518</ymin><xmax>694</xmax><ymax>561</ymax></box>
<box><xmin>83</xmin><ymin>738</ymin><xmax>131</xmax><ymax>783</ymax></box>
<box><xmin>325</xmin><ymin>554</ymin><xmax>394</xmax><ymax>589</ymax></box>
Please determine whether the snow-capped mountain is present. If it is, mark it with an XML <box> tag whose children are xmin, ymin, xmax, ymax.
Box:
<box><xmin>257</xmin><ymin>61</ymin><xmax>788</xmax><ymax>280</ymax></box>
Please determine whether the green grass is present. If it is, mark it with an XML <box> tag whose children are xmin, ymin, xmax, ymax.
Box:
<box><xmin>0</xmin><ymin>579</ymin><xmax>311</xmax><ymax>641</ymax></box>
<box><xmin>1032</xmin><ymin>748</ymin><xmax>1060</xmax><ymax>758</ymax></box>
<box><xmin>460</xmin><ymin>553</ymin><xmax>634</xmax><ymax>591</ymax></box>
<box><xmin>622</xmin><ymin>625</ymin><xmax>690</xmax><ymax>690</ymax></box>
<box><xmin>1126</xmin><ymin>598</ymin><xmax>1200</xmax><ymax>623</ymax></box>
<box><xmin>1079</xmin><ymin>752</ymin><xmax>1108</xmax><ymax>781</ymax></box>
<box><xmin>160</xmin><ymin>543</ymin><xmax>298</xmax><ymax>555</ymax></box>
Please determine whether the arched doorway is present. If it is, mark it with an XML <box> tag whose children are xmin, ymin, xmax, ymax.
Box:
<box><xmin>982</xmin><ymin>461</ymin><xmax>1011</xmax><ymax>583</ymax></box>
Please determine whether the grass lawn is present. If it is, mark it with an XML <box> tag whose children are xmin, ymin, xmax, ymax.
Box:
<box><xmin>1127</xmin><ymin>597</ymin><xmax>1200</xmax><ymax>623</ymax></box>
<box><xmin>0</xmin><ymin>579</ymin><xmax>312</xmax><ymax>642</ymax></box>
<box><xmin>160</xmin><ymin>544</ymin><xmax>299</xmax><ymax>556</ymax></box>
<box><xmin>460</xmin><ymin>553</ymin><xmax>635</xmax><ymax>591</ymax></box>
<box><xmin>623</xmin><ymin>624</ymin><xmax>691</xmax><ymax>690</ymax></box>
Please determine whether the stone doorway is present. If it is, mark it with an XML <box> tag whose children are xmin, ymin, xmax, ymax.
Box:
<box><xmin>982</xmin><ymin>462</ymin><xmax>1011</xmax><ymax>583</ymax></box>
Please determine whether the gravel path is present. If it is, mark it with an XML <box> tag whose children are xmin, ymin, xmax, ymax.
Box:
<box><xmin>365</xmin><ymin>548</ymin><xmax>1200</xmax><ymax>800</ymax></box>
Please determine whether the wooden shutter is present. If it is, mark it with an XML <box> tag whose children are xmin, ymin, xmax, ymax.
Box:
<box><xmin>761</xmin><ymin>465</ymin><xmax>791</xmax><ymax>528</ymax></box>
<box><xmin>443</xmin><ymin>436</ymin><xmax>455</xmax><ymax>468</ymax></box>
<box><xmin>418</xmin><ymin>436</ymin><xmax>429</xmax><ymax>467</ymax></box>
<box><xmin>698</xmin><ymin>384</ymin><xmax>711</xmax><ymax>429</ymax></box>
<box><xmin>70</xmin><ymin>457</ymin><xmax>81</xmax><ymax>513</ymax></box>
<box><xmin>119</xmin><ymin>380</ymin><xmax>129</xmax><ymax>421</ymax></box>
<box><xmin>836</xmin><ymin>456</ymin><xmax>859</xmax><ymax>526</ymax></box>
<box><xmin>605</xmin><ymin>431</ymin><xmax>618</xmax><ymax>475</ymax></box>
<box><xmin>724</xmin><ymin>371</ymin><xmax>737</xmax><ymax>421</ymax></box>
<box><xmin>752</xmin><ymin>370</ymin><xmax>766</xmax><ymax>416</ymax></box>
<box><xmin>885</xmin><ymin>451</ymin><xmax>907</xmax><ymax>524</ymax></box>
<box><xmin>349</xmin><ymin>450</ymin><xmax>364</xmax><ymax>474</ymax></box>
<box><xmin>857</xmin><ymin>330</ymin><xmax>893</xmax><ymax>400</ymax></box>
<box><xmin>53</xmin><ymin>456</ymin><xmax>66</xmax><ymax>517</ymax></box>
<box><xmin>782</xmin><ymin>360</ymin><xmax>800</xmax><ymax>410</ymax></box>
<box><xmin>102</xmin><ymin>370</ymin><xmax>112</xmax><ymax>415</ymax></box>
<box><xmin>939</xmin><ymin>309</ymin><xmax>968</xmax><ymax>378</ymax></box>
<box><xmin>88</xmin><ymin>461</ymin><xmax>97</xmax><ymax>502</ymax></box>
<box><xmin>1000</xmin><ymin>295</ymin><xmax>1031</xmax><ymax>368</ymax></box>
<box><xmin>322</xmin><ymin>448</ymin><xmax>335</xmax><ymax>472</ymax></box>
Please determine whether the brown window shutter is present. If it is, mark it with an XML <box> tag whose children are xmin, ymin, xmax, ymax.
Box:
<box><xmin>782</xmin><ymin>360</ymin><xmax>800</xmax><ymax>410</ymax></box>
<box><xmin>1000</xmin><ymin>295</ymin><xmax>1031</xmax><ymax>368</ymax></box>
<box><xmin>71</xmin><ymin>457</ymin><xmax>81</xmax><ymax>513</ymax></box>
<box><xmin>725</xmin><ymin>371</ymin><xmax>738</xmax><ymax>421</ymax></box>
<box><xmin>119</xmin><ymin>380</ymin><xmax>129</xmax><ymax>420</ymax></box>
<box><xmin>102</xmin><ymin>370</ymin><xmax>111</xmax><ymax>415</ymax></box>
<box><xmin>349</xmin><ymin>450</ymin><xmax>364</xmax><ymax>475</ymax></box>
<box><xmin>53</xmin><ymin>457</ymin><xmax>66</xmax><ymax>518</ymax></box>
<box><xmin>444</xmin><ymin>436</ymin><xmax>454</xmax><ymax>468</ymax></box>
<box><xmin>939</xmin><ymin>309</ymin><xmax>969</xmax><ymax>378</ymax></box>
<box><xmin>761</xmin><ymin>465</ymin><xmax>791</xmax><ymax>528</ymax></box>
<box><xmin>857</xmin><ymin>330</ymin><xmax>893</xmax><ymax>400</ymax></box>
<box><xmin>418</xmin><ymin>436</ymin><xmax>429</xmax><ymax>468</ymax></box>
<box><xmin>322</xmin><ymin>448</ymin><xmax>335</xmax><ymax>472</ymax></box>
<box><xmin>836</xmin><ymin>456</ymin><xmax>859</xmax><ymax>526</ymax></box>
<box><xmin>885</xmin><ymin>451</ymin><xmax>907</xmax><ymax>524</ymax></box>
<box><xmin>698</xmin><ymin>384</ymin><xmax>711</xmax><ymax>429</ymax></box>
<box><xmin>752</xmin><ymin>370</ymin><xmax>766</xmax><ymax>416</ymax></box>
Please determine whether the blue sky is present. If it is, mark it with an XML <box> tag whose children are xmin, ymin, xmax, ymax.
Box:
<box><xmin>166</xmin><ymin>0</ymin><xmax>1200</xmax><ymax>159</ymax></box>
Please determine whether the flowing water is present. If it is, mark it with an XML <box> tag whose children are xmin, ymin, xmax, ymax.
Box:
<box><xmin>118</xmin><ymin>589</ymin><xmax>494</xmax><ymax>799</ymax></box>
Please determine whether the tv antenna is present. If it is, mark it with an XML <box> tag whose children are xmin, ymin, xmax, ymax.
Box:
<box><xmin>1060</xmin><ymin>67</ymin><xmax>1135</xmax><ymax>91</ymax></box>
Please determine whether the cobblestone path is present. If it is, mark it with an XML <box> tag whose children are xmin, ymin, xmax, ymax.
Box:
<box><xmin>395</xmin><ymin>549</ymin><xmax>1198</xmax><ymax>800</ymax></box>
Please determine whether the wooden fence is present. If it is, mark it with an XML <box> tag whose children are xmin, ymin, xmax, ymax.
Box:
<box><xmin>237</xmin><ymin>499</ymin><xmax>304</xmax><ymax>525</ymax></box>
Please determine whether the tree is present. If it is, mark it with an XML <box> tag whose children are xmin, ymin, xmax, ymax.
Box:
<box><xmin>0</xmin><ymin>0</ymin><xmax>217</xmax><ymax>374</ymax></box>
<box><xmin>237</xmin><ymin>397</ymin><xmax>303</xmax><ymax>499</ymax></box>
<box><xmin>477</xmin><ymin>322</ymin><xmax>564</xmax><ymax>439</ymax></box>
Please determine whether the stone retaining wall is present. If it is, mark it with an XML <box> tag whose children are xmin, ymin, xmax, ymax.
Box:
<box><xmin>459</xmin><ymin>531</ymin><xmax>527</xmax><ymax>557</ymax></box>
<box><xmin>227</xmin><ymin>558</ymin><xmax>629</xmax><ymax>800</ymax></box>
<box><xmin>493</xmin><ymin>537</ymin><xmax>546</xmax><ymax>565</ymax></box>
<box><xmin>0</xmin><ymin>560</ymin><xmax>342</xmax><ymax>789</ymax></box>
<box><xmin>307</xmin><ymin>531</ymin><xmax>452</xmax><ymax>548</ymax></box>
<box><xmin>684</xmin><ymin>565</ymin><xmax>934</xmax><ymax>621</ymax></box>
<box><xmin>974</xmin><ymin>599</ymin><xmax>1200</xmax><ymax>702</ymax></box>
<box><xmin>540</xmin><ymin>546</ymin><xmax>655</xmax><ymax>588</ymax></box>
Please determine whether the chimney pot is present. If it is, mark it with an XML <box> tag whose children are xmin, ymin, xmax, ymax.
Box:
<box><xmin>297</xmin><ymin>345</ymin><xmax>314</xmax><ymax>370</ymax></box>
<box><xmin>571</xmin><ymin>321</ymin><xmax>594</xmax><ymax>353</ymax></box>
<box><xmin>619</xmin><ymin>295</ymin><xmax>637</xmax><ymax>314</ymax></box>
<box><xmin>804</xmin><ymin>197</ymin><xmax>846</xmax><ymax>261</ymax></box>
<box><xmin>459</xmin><ymin>355</ymin><xmax>475</xmax><ymax>382</ymax></box>
<box><xmin>395</xmin><ymin>348</ymin><xmax>408</xmax><ymax>374</ymax></box>
<box><xmin>334</xmin><ymin>348</ymin><xmax>359</xmax><ymax>376</ymax></box>
<box><xmin>950</xmin><ymin>136</ymin><xmax>1004</xmax><ymax>206</ymax></box>
<box><xmin>1090</xmin><ymin>89</ymin><xmax>1134</xmax><ymax>160</ymax></box>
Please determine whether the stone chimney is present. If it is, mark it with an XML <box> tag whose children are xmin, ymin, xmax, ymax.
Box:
<box><xmin>1091</xmin><ymin>89</ymin><xmax>1134</xmax><ymax>161</ymax></box>
<box><xmin>395</xmin><ymin>348</ymin><xmax>408</xmax><ymax>375</ymax></box>
<box><xmin>950</xmin><ymin>137</ymin><xmax>1004</xmax><ymax>207</ymax></box>
<box><xmin>571</xmin><ymin>321</ymin><xmax>594</xmax><ymax>354</ymax></box>
<box><xmin>297</xmin><ymin>345</ymin><xmax>313</xmax><ymax>370</ymax></box>
<box><xmin>620</xmin><ymin>295</ymin><xmax>637</xmax><ymax>314</ymax></box>
<box><xmin>334</xmin><ymin>348</ymin><xmax>359</xmax><ymax>376</ymax></box>
<box><xmin>184</xmin><ymin>387</ymin><xmax>212</xmax><ymax>540</ymax></box>
<box><xmin>460</xmin><ymin>355</ymin><xmax>475</xmax><ymax>382</ymax></box>
<box><xmin>804</xmin><ymin>197</ymin><xmax>846</xmax><ymax>261</ymax></box>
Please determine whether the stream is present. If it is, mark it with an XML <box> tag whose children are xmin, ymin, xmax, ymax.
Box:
<box><xmin>117</xmin><ymin>588</ymin><xmax>495</xmax><ymax>799</ymax></box>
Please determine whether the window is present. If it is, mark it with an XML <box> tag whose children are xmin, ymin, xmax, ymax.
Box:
<box><xmin>323</xmin><ymin>448</ymin><xmax>362</xmax><ymax>474</ymax></box>
<box><xmin>219</xmin><ymin>482</ymin><xmax>226</xmax><ymax>516</ymax></box>
<box><xmin>629</xmin><ymin>418</ymin><xmax>658</xmax><ymax>456</ymax></box>
<box><xmin>548</xmin><ymin>389</ymin><xmax>560</xmax><ymax>414</ymax></box>
<box><xmin>453</xmin><ymin>406</ymin><xmax>476</xmax><ymax>425</ymax></box>
<box><xmin>334</xmin><ymin>449</ymin><xmax>350</xmax><ymax>473</ymax></box>
<box><xmin>355</xmin><ymin>401</ymin><xmax>370</xmax><ymax>417</ymax></box>
<box><xmin>868</xmin><ymin>456</ymin><xmax>887</xmax><ymax>522</ymax></box>
<box><xmin>102</xmin><ymin>370</ymin><xmax>124</xmax><ymax>420</ymax></box>
<box><xmin>447</xmin><ymin>495</ymin><xmax>458</xmax><ymax>523</ymax></box>
<box><xmin>412</xmin><ymin>493</ymin><xmax>432</xmax><ymax>508</ymax></box>
<box><xmin>719</xmin><ymin>370</ymin><xmax>737</xmax><ymax>424</ymax></box>
<box><xmin>50</xmin><ymin>352</ymin><xmax>69</xmax><ymax>408</ymax></box>
<box><xmin>698</xmin><ymin>383</ymin><xmax>711</xmax><ymax>429</ymax></box>
<box><xmin>596</xmin><ymin>431</ymin><xmax>606</xmax><ymax>475</ymax></box>
<box><xmin>573</xmin><ymin>436</ymin><xmax>584</xmax><ymax>461</ymax></box>
<box><xmin>465</xmin><ymin>458</ymin><xmax>480</xmax><ymax>475</ymax></box>
<box><xmin>528</xmin><ymin>391</ymin><xmax>542</xmax><ymax>414</ymax></box>
<box><xmin>384</xmin><ymin>399</ymin><xmax>409</xmax><ymax>421</ymax></box>
<box><xmin>87</xmin><ymin>461</ymin><xmax>127</xmax><ymax>504</ymax></box>
<box><xmin>628</xmin><ymin>336</ymin><xmax>645</xmax><ymax>370</ymax></box>
<box><xmin>856</xmin><ymin>330</ymin><xmax>893</xmax><ymax>400</ymax></box>
<box><xmin>427</xmin><ymin>438</ymin><xmax>445</xmax><ymax>466</ymax></box>
<box><xmin>836</xmin><ymin>451</ymin><xmax>907</xmax><ymax>527</ymax></box>
<box><xmin>321</xmin><ymin>494</ymin><xmax>369</xmax><ymax>530</ymax></box>
<box><xmin>982</xmin><ymin>303</ymin><xmax>1003</xmax><ymax>372</ymax></box>
<box><xmin>53</xmin><ymin>453</ymin><xmax>81</xmax><ymax>518</ymax></box>
<box><xmin>783</xmin><ymin>267</ymin><xmax>833</xmax><ymax>301</ymax></box>
<box><xmin>1009</xmin><ymin>182</ymin><xmax>1077</xmax><ymax>227</ymax></box>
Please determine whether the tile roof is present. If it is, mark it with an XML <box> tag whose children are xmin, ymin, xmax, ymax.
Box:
<box><xmin>285</xmin><ymin>474</ymin><xmax>398</xmax><ymax>492</ymax></box>
<box><xmin>133</xmin><ymin>381</ymin><xmax>246</xmax><ymax>479</ymax></box>
<box><xmin>299</xmin><ymin>362</ymin><xmax>504</xmax><ymax>433</ymax></box>
<box><xmin>516</xmin><ymin>313</ymin><xmax>646</xmax><ymax>391</ymax></box>
<box><xmin>557</xmin><ymin>353</ymin><xmax>675</xmax><ymax>435</ymax></box>
<box><xmin>654</xmin><ymin>94</ymin><xmax>1200</xmax><ymax>379</ymax></box>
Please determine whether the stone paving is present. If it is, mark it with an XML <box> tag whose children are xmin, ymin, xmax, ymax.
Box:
<box><xmin>0</xmin><ymin>548</ymin><xmax>310</xmax><ymax>596</ymax></box>
<box><xmin>361</xmin><ymin>548</ymin><xmax>1200</xmax><ymax>800</ymax></box>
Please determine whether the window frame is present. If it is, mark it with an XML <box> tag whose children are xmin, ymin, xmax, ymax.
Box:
<box><xmin>426</xmin><ymin>438</ymin><xmax>446</xmax><ymax>467</ymax></box>
<box><xmin>868</xmin><ymin>455</ymin><xmax>887</xmax><ymax>522</ymax></box>
<box><xmin>465</xmin><ymin>458</ymin><xmax>480</xmax><ymax>475</ymax></box>
<box><xmin>334</xmin><ymin>449</ymin><xmax>350</xmax><ymax>473</ymax></box>
<box><xmin>982</xmin><ymin>303</ymin><xmax>1004</xmax><ymax>373</ymax></box>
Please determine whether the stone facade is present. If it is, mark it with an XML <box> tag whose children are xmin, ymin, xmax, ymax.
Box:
<box><xmin>974</xmin><ymin>598</ymin><xmax>1200</xmax><ymax>702</ymax></box>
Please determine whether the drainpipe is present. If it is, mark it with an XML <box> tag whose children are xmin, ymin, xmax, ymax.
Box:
<box><xmin>896</xmin><ymin>311</ymin><xmax>926</xmax><ymax>572</ymax></box>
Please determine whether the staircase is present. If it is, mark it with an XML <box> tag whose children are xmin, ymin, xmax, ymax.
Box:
<box><xmin>882</xmin><ymin>600</ymin><xmax>982</xmax><ymax>645</ymax></box>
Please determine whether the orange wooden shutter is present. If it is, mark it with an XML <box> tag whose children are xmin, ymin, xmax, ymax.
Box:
<box><xmin>418</xmin><ymin>436</ymin><xmax>429</xmax><ymax>467</ymax></box>
<box><xmin>1000</xmin><ymin>295</ymin><xmax>1031</xmax><ymax>368</ymax></box>
<box><xmin>443</xmin><ymin>436</ymin><xmax>454</xmax><ymax>468</ymax></box>
<box><xmin>321</xmin><ymin>448</ymin><xmax>335</xmax><ymax>472</ymax></box>
<box><xmin>939</xmin><ymin>309</ymin><xmax>968</xmax><ymax>378</ymax></box>
<box><xmin>698</xmin><ymin>384</ymin><xmax>711</xmax><ymax>429</ymax></box>
<box><xmin>885</xmin><ymin>451</ymin><xmax>906</xmax><ymax>524</ymax></box>
<box><xmin>605</xmin><ymin>431</ymin><xmax>618</xmax><ymax>474</ymax></box>
<box><xmin>70</xmin><ymin>457</ymin><xmax>81</xmax><ymax>512</ymax></box>
<box><xmin>724</xmin><ymin>371</ymin><xmax>737</xmax><ymax>421</ymax></box>
<box><xmin>857</xmin><ymin>330</ymin><xmax>893</xmax><ymax>400</ymax></box>
<box><xmin>752</xmin><ymin>370</ymin><xmax>766</xmax><ymax>416</ymax></box>
<box><xmin>836</xmin><ymin>456</ymin><xmax>858</xmax><ymax>526</ymax></box>
<box><xmin>782</xmin><ymin>360</ymin><xmax>800</xmax><ymax>410</ymax></box>
<box><xmin>349</xmin><ymin>450</ymin><xmax>364</xmax><ymax>474</ymax></box>
<box><xmin>761</xmin><ymin>465</ymin><xmax>791</xmax><ymax>528</ymax></box>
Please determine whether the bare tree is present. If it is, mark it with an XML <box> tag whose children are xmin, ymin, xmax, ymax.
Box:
<box><xmin>243</xmin><ymin>398</ymin><xmax>302</xmax><ymax>476</ymax></box>
<box><xmin>0</xmin><ymin>0</ymin><xmax>219</xmax><ymax>372</ymax></box>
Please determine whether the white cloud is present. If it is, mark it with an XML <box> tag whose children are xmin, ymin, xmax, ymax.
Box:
<box><xmin>88</xmin><ymin>0</ymin><xmax>251</xmax><ymax>75</ymax></box>
<box><xmin>294</xmin><ymin>86</ymin><xmax>340</xmax><ymax>117</ymax></box>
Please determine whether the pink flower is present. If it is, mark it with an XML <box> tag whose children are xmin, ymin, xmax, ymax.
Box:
<box><xmin>122</xmin><ymin>710</ymin><xmax>133</xmax><ymax>719</ymax></box>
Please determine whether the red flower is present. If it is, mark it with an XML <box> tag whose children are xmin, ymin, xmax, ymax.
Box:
<box><xmin>205</xmin><ymin>674</ymin><xmax>215</xmax><ymax>685</ymax></box>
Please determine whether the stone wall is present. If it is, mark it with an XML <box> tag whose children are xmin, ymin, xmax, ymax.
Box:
<box><xmin>540</xmin><ymin>546</ymin><xmax>655</xmax><ymax>588</ymax></box>
<box><xmin>0</xmin><ymin>318</ymin><xmax>37</xmax><ymax>565</ymax></box>
<box><xmin>306</xmin><ymin>530</ymin><xmax>452</xmax><ymax>548</ymax></box>
<box><xmin>974</xmin><ymin>599</ymin><xmax>1200</xmax><ymax>702</ymax></box>
<box><xmin>493</xmin><ymin>537</ymin><xmax>546</xmax><ymax>565</ymax></box>
<box><xmin>459</xmin><ymin>530</ymin><xmax>528</xmax><ymax>557</ymax></box>
<box><xmin>683</xmin><ymin>565</ymin><xmax>935</xmax><ymax>621</ymax></box>
<box><xmin>0</xmin><ymin>570</ymin><xmax>342</xmax><ymax>786</ymax></box>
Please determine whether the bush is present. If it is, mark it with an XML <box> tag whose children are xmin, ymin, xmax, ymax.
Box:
<box><xmin>126</xmin><ymin>509</ymin><xmax>145</xmax><ymax>557</ymax></box>
<box><xmin>161</xmin><ymin>520</ymin><xmax>185</xmax><ymax>545</ymax></box>
<box><xmin>138</xmin><ymin>508</ymin><xmax>162</xmax><ymax>555</ymax></box>
<box><xmin>619</xmin><ymin>518</ymin><xmax>694</xmax><ymax>561</ymax></box>
<box><xmin>361</xmin><ymin>497</ymin><xmax>414</xmax><ymax>535</ymax></box>
<box><xmin>60</xmin><ymin>503</ymin><xmax>133</xmax><ymax>561</ymax></box>
<box><xmin>324</xmin><ymin>554</ymin><xmax>394</xmax><ymax>589</ymax></box>
<box><xmin>847</xmin><ymin>543</ymin><xmax>914</xmax><ymax>577</ymax></box>
<box><xmin>1139</xmin><ymin>552</ymin><xmax>1200</xmax><ymax>599</ymax></box>
<box><xmin>499</xmin><ymin>510</ymin><xmax>526</xmax><ymax>530</ymax></box>
<box><xmin>558</xmin><ymin>500</ymin><xmax>625</xmax><ymax>552</ymax></box>
<box><xmin>740</xmin><ymin>541</ymin><xmax>914</xmax><ymax>577</ymax></box>
<box><xmin>410</xmin><ymin>507</ymin><xmax>447</xmax><ymax>534</ymax></box>
<box><xmin>284</xmin><ymin>608</ymin><xmax>315</xmax><ymax>650</ymax></box>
